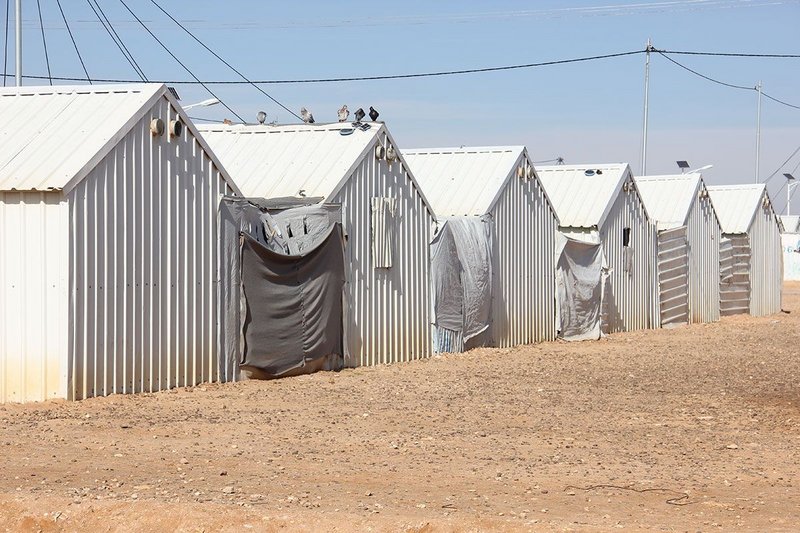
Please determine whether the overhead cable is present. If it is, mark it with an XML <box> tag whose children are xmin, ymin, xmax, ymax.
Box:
<box><xmin>656</xmin><ymin>51</ymin><xmax>800</xmax><ymax>111</ymax></box>
<box><xmin>55</xmin><ymin>0</ymin><xmax>92</xmax><ymax>84</ymax></box>
<box><xmin>763</xmin><ymin>143</ymin><xmax>800</xmax><ymax>184</ymax></box>
<box><xmin>36</xmin><ymin>0</ymin><xmax>52</xmax><ymax>85</ymax></box>
<box><xmin>87</xmin><ymin>0</ymin><xmax>147</xmax><ymax>81</ymax></box>
<box><xmin>149</xmin><ymin>0</ymin><xmax>300</xmax><ymax>120</ymax></box>
<box><xmin>117</xmin><ymin>0</ymin><xmax>245</xmax><ymax>123</ymax></box>
<box><xmin>660</xmin><ymin>49</ymin><xmax>800</xmax><ymax>59</ymax></box>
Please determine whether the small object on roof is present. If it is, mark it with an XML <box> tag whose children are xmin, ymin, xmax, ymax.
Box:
<box><xmin>256</xmin><ymin>111</ymin><xmax>267</xmax><ymax>124</ymax></box>
<box><xmin>223</xmin><ymin>118</ymin><xmax>233</xmax><ymax>125</ymax></box>
<box><xmin>298</xmin><ymin>189</ymin><xmax>307</xmax><ymax>197</ymax></box>
<box><xmin>337</xmin><ymin>104</ymin><xmax>349</xmax><ymax>122</ymax></box>
<box><xmin>300</xmin><ymin>107</ymin><xmax>315</xmax><ymax>124</ymax></box>
<box><xmin>676</xmin><ymin>160</ymin><xmax>690</xmax><ymax>173</ymax></box>
<box><xmin>584</xmin><ymin>169</ymin><xmax>595</xmax><ymax>176</ymax></box>
<box><xmin>339</xmin><ymin>127</ymin><xmax>355</xmax><ymax>136</ymax></box>
<box><xmin>354</xmin><ymin>107</ymin><xmax>366</xmax><ymax>123</ymax></box>
<box><xmin>358</xmin><ymin>122</ymin><xmax>371</xmax><ymax>131</ymax></box>
<box><xmin>368</xmin><ymin>106</ymin><xmax>379</xmax><ymax>121</ymax></box>
<box><xmin>556</xmin><ymin>156</ymin><xmax>565</xmax><ymax>165</ymax></box>
<box><xmin>168</xmin><ymin>86</ymin><xmax>181</xmax><ymax>100</ymax></box>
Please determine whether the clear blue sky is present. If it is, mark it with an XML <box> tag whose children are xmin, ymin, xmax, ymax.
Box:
<box><xmin>4</xmin><ymin>0</ymin><xmax>800</xmax><ymax>211</ymax></box>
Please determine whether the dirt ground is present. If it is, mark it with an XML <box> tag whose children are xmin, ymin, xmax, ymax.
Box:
<box><xmin>1</xmin><ymin>286</ymin><xmax>799</xmax><ymax>532</ymax></box>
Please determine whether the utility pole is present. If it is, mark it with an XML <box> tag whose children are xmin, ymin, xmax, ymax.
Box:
<box><xmin>640</xmin><ymin>38</ymin><xmax>652</xmax><ymax>176</ymax></box>
<box><xmin>755</xmin><ymin>81</ymin><xmax>762</xmax><ymax>182</ymax></box>
<box><xmin>15</xmin><ymin>0</ymin><xmax>21</xmax><ymax>86</ymax></box>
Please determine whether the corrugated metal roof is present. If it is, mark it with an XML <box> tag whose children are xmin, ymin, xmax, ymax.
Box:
<box><xmin>198</xmin><ymin>122</ymin><xmax>385</xmax><ymax>200</ymax></box>
<box><xmin>707</xmin><ymin>184</ymin><xmax>766</xmax><ymax>234</ymax></box>
<box><xmin>635</xmin><ymin>173</ymin><xmax>702</xmax><ymax>230</ymax></box>
<box><xmin>536</xmin><ymin>163</ymin><xmax>631</xmax><ymax>228</ymax></box>
<box><xmin>402</xmin><ymin>146</ymin><xmax>525</xmax><ymax>216</ymax></box>
<box><xmin>780</xmin><ymin>215</ymin><xmax>800</xmax><ymax>233</ymax></box>
<box><xmin>0</xmin><ymin>84</ymin><xmax>162</xmax><ymax>191</ymax></box>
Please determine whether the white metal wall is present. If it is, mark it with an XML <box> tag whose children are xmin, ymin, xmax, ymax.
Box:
<box><xmin>334</xmin><ymin>132</ymin><xmax>433</xmax><ymax>367</ymax></box>
<box><xmin>68</xmin><ymin>98</ymin><xmax>233</xmax><ymax>400</ymax></box>
<box><xmin>686</xmin><ymin>191</ymin><xmax>721</xmax><ymax>323</ymax></box>
<box><xmin>657</xmin><ymin>227</ymin><xmax>689</xmax><ymax>327</ymax></box>
<box><xmin>720</xmin><ymin>235</ymin><xmax>750</xmax><ymax>316</ymax></box>
<box><xmin>490</xmin><ymin>155</ymin><xmax>558</xmax><ymax>346</ymax></box>
<box><xmin>600</xmin><ymin>180</ymin><xmax>658</xmax><ymax>333</ymax></box>
<box><xmin>748</xmin><ymin>200</ymin><xmax>783</xmax><ymax>316</ymax></box>
<box><xmin>0</xmin><ymin>192</ymin><xmax>69</xmax><ymax>402</ymax></box>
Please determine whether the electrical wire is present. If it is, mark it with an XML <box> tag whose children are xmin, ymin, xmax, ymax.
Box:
<box><xmin>0</xmin><ymin>49</ymin><xmax>648</xmax><ymax>85</ymax></box>
<box><xmin>656</xmin><ymin>50</ymin><xmax>753</xmax><ymax>91</ymax></box>
<box><xmin>660</xmin><ymin>50</ymin><xmax>800</xmax><ymax>58</ymax></box>
<box><xmin>55</xmin><ymin>0</ymin><xmax>92</xmax><ymax>84</ymax></box>
<box><xmin>656</xmin><ymin>50</ymin><xmax>800</xmax><ymax>111</ymax></box>
<box><xmin>36</xmin><ymin>0</ymin><xmax>52</xmax><ymax>85</ymax></box>
<box><xmin>2</xmin><ymin>0</ymin><xmax>8</xmax><ymax>87</ymax></box>
<box><xmin>763</xmin><ymin>143</ymin><xmax>800</xmax><ymax>183</ymax></box>
<box><xmin>87</xmin><ymin>0</ymin><xmax>147</xmax><ymax>81</ymax></box>
<box><xmin>117</xmin><ymin>0</ymin><xmax>245</xmax><ymax>123</ymax></box>
<box><xmin>149</xmin><ymin>0</ymin><xmax>300</xmax><ymax>121</ymax></box>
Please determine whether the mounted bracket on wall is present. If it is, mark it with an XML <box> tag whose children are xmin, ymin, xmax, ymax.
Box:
<box><xmin>150</xmin><ymin>118</ymin><xmax>165</xmax><ymax>137</ymax></box>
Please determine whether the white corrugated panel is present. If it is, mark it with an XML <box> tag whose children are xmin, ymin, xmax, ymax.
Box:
<box><xmin>0</xmin><ymin>85</ymin><xmax>238</xmax><ymax>402</ymax></box>
<box><xmin>490</xmin><ymin>153</ymin><xmax>558</xmax><ymax>346</ymax></box>
<box><xmin>720</xmin><ymin>235</ymin><xmax>750</xmax><ymax>316</ymax></box>
<box><xmin>334</xmin><ymin>133</ymin><xmax>433</xmax><ymax>366</ymax></box>
<box><xmin>707</xmin><ymin>184</ymin><xmax>765</xmax><ymax>234</ymax></box>
<box><xmin>598</xmin><ymin>177</ymin><xmax>658</xmax><ymax>333</ymax></box>
<box><xmin>635</xmin><ymin>174</ymin><xmax>701</xmax><ymax>230</ymax></box>
<box><xmin>0</xmin><ymin>85</ymin><xmax>161</xmax><ymax>191</ymax></box>
<box><xmin>656</xmin><ymin>227</ymin><xmax>689</xmax><ymax>327</ymax></box>
<box><xmin>536</xmin><ymin>164</ymin><xmax>629</xmax><ymax>228</ymax></box>
<box><xmin>402</xmin><ymin>147</ymin><xmax>525</xmax><ymax>216</ymax></box>
<box><xmin>0</xmin><ymin>192</ymin><xmax>69</xmax><ymax>402</ymax></box>
<box><xmin>405</xmin><ymin>146</ymin><xmax>559</xmax><ymax>348</ymax></box>
<box><xmin>206</xmin><ymin>124</ymin><xmax>435</xmax><ymax>367</ymax></box>
<box><xmin>68</xmin><ymin>97</ymin><xmax>234</xmax><ymax>399</ymax></box>
<box><xmin>747</xmin><ymin>196</ymin><xmax>783</xmax><ymax>316</ymax></box>
<box><xmin>686</xmin><ymin>187</ymin><xmax>721</xmax><ymax>323</ymax></box>
<box><xmin>198</xmin><ymin>123</ymin><xmax>382</xmax><ymax>200</ymax></box>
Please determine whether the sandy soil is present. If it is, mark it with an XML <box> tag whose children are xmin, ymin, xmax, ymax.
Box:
<box><xmin>1</xmin><ymin>285</ymin><xmax>799</xmax><ymax>532</ymax></box>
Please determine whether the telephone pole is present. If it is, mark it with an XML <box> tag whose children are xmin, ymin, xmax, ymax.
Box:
<box><xmin>640</xmin><ymin>39</ymin><xmax>653</xmax><ymax>175</ymax></box>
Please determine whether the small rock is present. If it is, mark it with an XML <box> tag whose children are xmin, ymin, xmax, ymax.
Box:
<box><xmin>222</xmin><ymin>486</ymin><xmax>235</xmax><ymax>494</ymax></box>
<box><xmin>726</xmin><ymin>444</ymin><xmax>739</xmax><ymax>450</ymax></box>
<box><xmin>180</xmin><ymin>458</ymin><xmax>189</xmax><ymax>464</ymax></box>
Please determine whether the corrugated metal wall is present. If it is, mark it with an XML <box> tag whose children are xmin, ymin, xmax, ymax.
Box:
<box><xmin>748</xmin><ymin>199</ymin><xmax>783</xmax><ymax>316</ymax></box>
<box><xmin>720</xmin><ymin>235</ymin><xmax>750</xmax><ymax>316</ymax></box>
<box><xmin>600</xmin><ymin>179</ymin><xmax>658</xmax><ymax>333</ymax></box>
<box><xmin>657</xmin><ymin>226</ymin><xmax>689</xmax><ymax>327</ymax></box>
<box><xmin>686</xmin><ymin>191</ymin><xmax>721</xmax><ymax>323</ymax></box>
<box><xmin>491</xmin><ymin>154</ymin><xmax>558</xmax><ymax>346</ymax></box>
<box><xmin>68</xmin><ymin>97</ymin><xmax>233</xmax><ymax>400</ymax></box>
<box><xmin>334</xmin><ymin>131</ymin><xmax>433</xmax><ymax>367</ymax></box>
<box><xmin>0</xmin><ymin>193</ymin><xmax>69</xmax><ymax>402</ymax></box>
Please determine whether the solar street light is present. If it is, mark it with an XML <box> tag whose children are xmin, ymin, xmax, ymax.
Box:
<box><xmin>786</xmin><ymin>173</ymin><xmax>798</xmax><ymax>216</ymax></box>
<box><xmin>676</xmin><ymin>160</ymin><xmax>690</xmax><ymax>173</ymax></box>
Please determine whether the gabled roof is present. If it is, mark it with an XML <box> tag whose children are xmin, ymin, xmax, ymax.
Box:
<box><xmin>707</xmin><ymin>184</ymin><xmax>768</xmax><ymax>234</ymax></box>
<box><xmin>198</xmin><ymin>122</ymin><xmax>431</xmax><ymax>213</ymax></box>
<box><xmin>402</xmin><ymin>146</ymin><xmax>527</xmax><ymax>216</ymax></box>
<box><xmin>635</xmin><ymin>173</ymin><xmax>704</xmax><ymax>230</ymax></box>
<box><xmin>0</xmin><ymin>83</ymin><xmax>239</xmax><ymax>194</ymax></box>
<box><xmin>536</xmin><ymin>163</ymin><xmax>633</xmax><ymax>228</ymax></box>
<box><xmin>780</xmin><ymin>215</ymin><xmax>800</xmax><ymax>233</ymax></box>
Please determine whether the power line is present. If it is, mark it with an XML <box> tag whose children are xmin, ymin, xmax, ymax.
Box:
<box><xmin>660</xmin><ymin>49</ymin><xmax>800</xmax><ymax>59</ymax></box>
<box><xmin>36</xmin><ymin>0</ymin><xmax>52</xmax><ymax>85</ymax></box>
<box><xmin>55</xmin><ymin>0</ymin><xmax>92</xmax><ymax>84</ymax></box>
<box><xmin>656</xmin><ymin>51</ymin><xmax>800</xmax><ymax>111</ymax></box>
<box><xmin>149</xmin><ymin>0</ymin><xmax>300</xmax><ymax>121</ymax></box>
<box><xmin>763</xmin><ymin>143</ymin><xmax>800</xmax><ymax>183</ymax></box>
<box><xmin>116</xmin><ymin>0</ymin><xmax>245</xmax><ymax>123</ymax></box>
<box><xmin>88</xmin><ymin>0</ymin><xmax>147</xmax><ymax>81</ymax></box>
<box><xmin>656</xmin><ymin>50</ymin><xmax>753</xmax><ymax>91</ymax></box>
